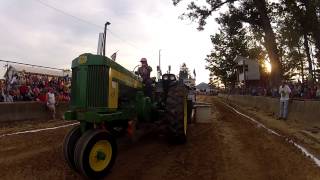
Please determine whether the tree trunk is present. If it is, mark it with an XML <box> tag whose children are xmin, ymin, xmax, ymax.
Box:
<box><xmin>297</xmin><ymin>45</ymin><xmax>304</xmax><ymax>82</ymax></box>
<box><xmin>253</xmin><ymin>0</ymin><xmax>282</xmax><ymax>87</ymax></box>
<box><xmin>303</xmin><ymin>33</ymin><xmax>313</xmax><ymax>78</ymax></box>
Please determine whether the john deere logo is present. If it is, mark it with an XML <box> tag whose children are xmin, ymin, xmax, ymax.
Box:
<box><xmin>78</xmin><ymin>56</ymin><xmax>87</xmax><ymax>64</ymax></box>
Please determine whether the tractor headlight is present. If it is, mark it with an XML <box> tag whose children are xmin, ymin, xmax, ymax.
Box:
<box><xmin>170</xmin><ymin>75</ymin><xmax>175</xmax><ymax>81</ymax></box>
<box><xmin>163</xmin><ymin>75</ymin><xmax>168</xmax><ymax>80</ymax></box>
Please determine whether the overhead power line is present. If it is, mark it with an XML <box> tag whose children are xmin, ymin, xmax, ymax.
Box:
<box><xmin>33</xmin><ymin>0</ymin><xmax>102</xmax><ymax>29</ymax></box>
<box><xmin>34</xmin><ymin>0</ymin><xmax>102</xmax><ymax>29</ymax></box>
<box><xmin>0</xmin><ymin>59</ymin><xmax>66</xmax><ymax>71</ymax></box>
<box><xmin>107</xmin><ymin>30</ymin><xmax>146</xmax><ymax>51</ymax></box>
<box><xmin>32</xmin><ymin>0</ymin><xmax>151</xmax><ymax>54</ymax></box>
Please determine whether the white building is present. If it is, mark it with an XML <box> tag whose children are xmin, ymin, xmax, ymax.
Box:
<box><xmin>234</xmin><ymin>56</ymin><xmax>260</xmax><ymax>82</ymax></box>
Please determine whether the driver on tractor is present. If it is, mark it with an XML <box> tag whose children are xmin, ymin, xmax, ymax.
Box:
<box><xmin>138</xmin><ymin>58</ymin><xmax>152</xmax><ymax>97</ymax></box>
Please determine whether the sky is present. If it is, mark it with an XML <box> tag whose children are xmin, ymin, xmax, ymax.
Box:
<box><xmin>0</xmin><ymin>0</ymin><xmax>219</xmax><ymax>84</ymax></box>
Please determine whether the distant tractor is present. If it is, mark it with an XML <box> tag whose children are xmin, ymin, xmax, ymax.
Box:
<box><xmin>63</xmin><ymin>53</ymin><xmax>191</xmax><ymax>179</ymax></box>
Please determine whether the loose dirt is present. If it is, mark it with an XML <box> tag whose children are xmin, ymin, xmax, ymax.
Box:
<box><xmin>0</xmin><ymin>96</ymin><xmax>319</xmax><ymax>180</ymax></box>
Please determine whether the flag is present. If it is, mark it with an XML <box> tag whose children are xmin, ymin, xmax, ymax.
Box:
<box><xmin>193</xmin><ymin>68</ymin><xmax>196</xmax><ymax>77</ymax></box>
<box><xmin>111</xmin><ymin>51</ymin><xmax>118</xmax><ymax>61</ymax></box>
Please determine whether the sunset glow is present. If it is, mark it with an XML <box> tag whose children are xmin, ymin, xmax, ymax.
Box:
<box><xmin>265</xmin><ymin>60</ymin><xmax>272</xmax><ymax>73</ymax></box>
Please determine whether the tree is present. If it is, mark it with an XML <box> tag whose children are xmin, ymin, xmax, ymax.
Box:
<box><xmin>301</xmin><ymin>0</ymin><xmax>320</xmax><ymax>58</ymax></box>
<box><xmin>205</xmin><ymin>11</ymin><xmax>251</xmax><ymax>88</ymax></box>
<box><xmin>276</xmin><ymin>0</ymin><xmax>317</xmax><ymax>82</ymax></box>
<box><xmin>173</xmin><ymin>0</ymin><xmax>283</xmax><ymax>87</ymax></box>
<box><xmin>274</xmin><ymin>1</ymin><xmax>306</xmax><ymax>81</ymax></box>
<box><xmin>209</xmin><ymin>73</ymin><xmax>220</xmax><ymax>87</ymax></box>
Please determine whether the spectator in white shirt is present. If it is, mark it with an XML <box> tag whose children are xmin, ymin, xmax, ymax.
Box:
<box><xmin>278</xmin><ymin>80</ymin><xmax>291</xmax><ymax>120</ymax></box>
<box><xmin>46</xmin><ymin>88</ymin><xmax>56</xmax><ymax>119</ymax></box>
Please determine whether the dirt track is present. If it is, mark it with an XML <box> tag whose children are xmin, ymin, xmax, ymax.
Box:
<box><xmin>0</xmin><ymin>96</ymin><xmax>319</xmax><ymax>180</ymax></box>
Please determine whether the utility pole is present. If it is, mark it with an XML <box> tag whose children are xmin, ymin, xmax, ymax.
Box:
<box><xmin>157</xmin><ymin>49</ymin><xmax>162</xmax><ymax>80</ymax></box>
<box><xmin>243</xmin><ymin>59</ymin><xmax>246</xmax><ymax>94</ymax></box>
<box><xmin>103</xmin><ymin>21</ymin><xmax>111</xmax><ymax>57</ymax></box>
<box><xmin>158</xmin><ymin>49</ymin><xmax>161</xmax><ymax>70</ymax></box>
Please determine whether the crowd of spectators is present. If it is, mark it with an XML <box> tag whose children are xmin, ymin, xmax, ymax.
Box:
<box><xmin>229</xmin><ymin>81</ymin><xmax>320</xmax><ymax>100</ymax></box>
<box><xmin>0</xmin><ymin>72</ymin><xmax>71</xmax><ymax>103</ymax></box>
<box><xmin>285</xmin><ymin>82</ymin><xmax>320</xmax><ymax>99</ymax></box>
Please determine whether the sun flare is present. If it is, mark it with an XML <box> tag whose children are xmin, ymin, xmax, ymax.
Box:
<box><xmin>264</xmin><ymin>60</ymin><xmax>272</xmax><ymax>73</ymax></box>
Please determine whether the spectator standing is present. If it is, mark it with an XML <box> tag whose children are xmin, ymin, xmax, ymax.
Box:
<box><xmin>37</xmin><ymin>90</ymin><xmax>47</xmax><ymax>102</ymax></box>
<box><xmin>272</xmin><ymin>87</ymin><xmax>278</xmax><ymax>97</ymax></box>
<box><xmin>19</xmin><ymin>76</ymin><xmax>26</xmax><ymax>85</ymax></box>
<box><xmin>33</xmin><ymin>86</ymin><xmax>40</xmax><ymax>98</ymax></box>
<box><xmin>263</xmin><ymin>88</ymin><xmax>267</xmax><ymax>96</ymax></box>
<box><xmin>2</xmin><ymin>89</ymin><xmax>13</xmax><ymax>102</ymax></box>
<box><xmin>293</xmin><ymin>85</ymin><xmax>300</xmax><ymax>98</ymax></box>
<box><xmin>316</xmin><ymin>85</ymin><xmax>320</xmax><ymax>99</ymax></box>
<box><xmin>278</xmin><ymin>81</ymin><xmax>291</xmax><ymax>120</ymax></box>
<box><xmin>0</xmin><ymin>81</ymin><xmax>4</xmax><ymax>102</ymax></box>
<box><xmin>10</xmin><ymin>74</ymin><xmax>18</xmax><ymax>87</ymax></box>
<box><xmin>25</xmin><ymin>86</ymin><xmax>34</xmax><ymax>101</ymax></box>
<box><xmin>46</xmin><ymin>88</ymin><xmax>56</xmax><ymax>119</ymax></box>
<box><xmin>13</xmin><ymin>88</ymin><xmax>22</xmax><ymax>101</ymax></box>
<box><xmin>19</xmin><ymin>83</ymin><xmax>28</xmax><ymax>100</ymax></box>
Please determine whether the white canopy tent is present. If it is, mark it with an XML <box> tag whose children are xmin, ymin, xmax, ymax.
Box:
<box><xmin>4</xmin><ymin>64</ymin><xmax>71</xmax><ymax>82</ymax></box>
<box><xmin>5</xmin><ymin>64</ymin><xmax>71</xmax><ymax>77</ymax></box>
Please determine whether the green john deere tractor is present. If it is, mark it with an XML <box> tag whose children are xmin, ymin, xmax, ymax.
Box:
<box><xmin>63</xmin><ymin>53</ymin><xmax>191</xmax><ymax>179</ymax></box>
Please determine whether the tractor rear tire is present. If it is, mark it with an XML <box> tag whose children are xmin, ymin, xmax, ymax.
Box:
<box><xmin>166</xmin><ymin>85</ymin><xmax>188</xmax><ymax>144</ymax></box>
<box><xmin>63</xmin><ymin>125</ymin><xmax>82</xmax><ymax>171</ymax></box>
<box><xmin>187</xmin><ymin>99</ymin><xmax>193</xmax><ymax>124</ymax></box>
<box><xmin>74</xmin><ymin>129</ymin><xmax>117</xmax><ymax>179</ymax></box>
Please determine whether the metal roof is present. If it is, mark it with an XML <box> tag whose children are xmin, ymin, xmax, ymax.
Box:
<box><xmin>5</xmin><ymin>64</ymin><xmax>71</xmax><ymax>77</ymax></box>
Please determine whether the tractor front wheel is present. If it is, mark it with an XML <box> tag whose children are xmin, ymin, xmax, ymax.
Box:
<box><xmin>63</xmin><ymin>125</ymin><xmax>82</xmax><ymax>171</ymax></box>
<box><xmin>74</xmin><ymin>129</ymin><xmax>117</xmax><ymax>179</ymax></box>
